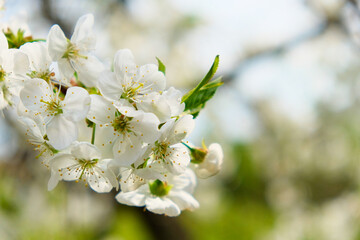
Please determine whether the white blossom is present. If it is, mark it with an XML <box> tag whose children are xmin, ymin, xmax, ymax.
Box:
<box><xmin>48</xmin><ymin>142</ymin><xmax>118</xmax><ymax>193</ymax></box>
<box><xmin>144</xmin><ymin>115</ymin><xmax>195</xmax><ymax>175</ymax></box>
<box><xmin>195</xmin><ymin>143</ymin><xmax>224</xmax><ymax>178</ymax></box>
<box><xmin>47</xmin><ymin>14</ymin><xmax>103</xmax><ymax>87</ymax></box>
<box><xmin>18</xmin><ymin>116</ymin><xmax>58</xmax><ymax>165</ymax></box>
<box><xmin>20</xmin><ymin>78</ymin><xmax>90</xmax><ymax>150</ymax></box>
<box><xmin>116</xmin><ymin>169</ymin><xmax>199</xmax><ymax>217</ymax></box>
<box><xmin>98</xmin><ymin>49</ymin><xmax>166</xmax><ymax>110</ymax></box>
<box><xmin>87</xmin><ymin>94</ymin><xmax>160</xmax><ymax>166</ymax></box>
<box><xmin>0</xmin><ymin>32</ymin><xmax>29</xmax><ymax>109</ymax></box>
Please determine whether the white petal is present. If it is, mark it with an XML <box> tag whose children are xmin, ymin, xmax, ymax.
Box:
<box><xmin>20</xmin><ymin>78</ymin><xmax>52</xmax><ymax>111</ymax></box>
<box><xmin>172</xmin><ymin>168</ymin><xmax>197</xmax><ymax>193</ymax></box>
<box><xmin>115</xmin><ymin>185</ymin><xmax>147</xmax><ymax>206</ymax></box>
<box><xmin>136</xmin><ymin>93</ymin><xmax>171</xmax><ymax>122</ymax></box>
<box><xmin>74</xmin><ymin>55</ymin><xmax>104</xmax><ymax>87</ymax></box>
<box><xmin>164</xmin><ymin>144</ymin><xmax>190</xmax><ymax>175</ymax></box>
<box><xmin>87</xmin><ymin>94</ymin><xmax>116</xmax><ymax>124</ymax></box>
<box><xmin>88</xmin><ymin>169</ymin><xmax>114</xmax><ymax>193</ymax></box>
<box><xmin>47</xmin><ymin>25</ymin><xmax>68</xmax><ymax>61</ymax></box>
<box><xmin>48</xmin><ymin>169</ymin><xmax>60</xmax><ymax>191</ymax></box>
<box><xmin>130</xmin><ymin>111</ymin><xmax>160</xmax><ymax>143</ymax></box>
<box><xmin>95</xmin><ymin>125</ymin><xmax>117</xmax><ymax>145</ymax></box>
<box><xmin>58</xmin><ymin>58</ymin><xmax>74</xmax><ymax>79</ymax></box>
<box><xmin>145</xmin><ymin>197</ymin><xmax>181</xmax><ymax>216</ymax></box>
<box><xmin>98</xmin><ymin>70</ymin><xmax>123</xmax><ymax>102</ymax></box>
<box><xmin>18</xmin><ymin>116</ymin><xmax>44</xmax><ymax>143</ymax></box>
<box><xmin>12</xmin><ymin>50</ymin><xmax>29</xmax><ymax>75</ymax></box>
<box><xmin>119</xmin><ymin>168</ymin><xmax>146</xmax><ymax>192</ymax></box>
<box><xmin>20</xmin><ymin>42</ymin><xmax>52</xmax><ymax>72</ymax></box>
<box><xmin>50</xmin><ymin>153</ymin><xmax>77</xmax><ymax>171</ymax></box>
<box><xmin>47</xmin><ymin>115</ymin><xmax>78</xmax><ymax>150</ymax></box>
<box><xmin>49</xmin><ymin>153</ymin><xmax>79</xmax><ymax>181</ymax></box>
<box><xmin>70</xmin><ymin>142</ymin><xmax>102</xmax><ymax>160</ymax></box>
<box><xmin>145</xmin><ymin>197</ymin><xmax>165</xmax><ymax>214</ymax></box>
<box><xmin>163</xmin><ymin>198</ymin><xmax>181</xmax><ymax>217</ymax></box>
<box><xmin>70</xmin><ymin>14</ymin><xmax>96</xmax><ymax>51</ymax></box>
<box><xmin>116</xmin><ymin>104</ymin><xmax>139</xmax><ymax>117</ymax></box>
<box><xmin>168</xmin><ymin>115</ymin><xmax>195</xmax><ymax>145</ymax></box>
<box><xmin>137</xmin><ymin>64</ymin><xmax>166</xmax><ymax>93</ymax></box>
<box><xmin>0</xmin><ymin>32</ymin><xmax>8</xmax><ymax>53</ymax></box>
<box><xmin>162</xmin><ymin>87</ymin><xmax>185</xmax><ymax>117</ymax></box>
<box><xmin>0</xmin><ymin>90</ymin><xmax>7</xmax><ymax>109</ymax></box>
<box><xmin>113</xmin><ymin>134</ymin><xmax>144</xmax><ymax>166</ymax></box>
<box><xmin>169</xmin><ymin>191</ymin><xmax>199</xmax><ymax>211</ymax></box>
<box><xmin>114</xmin><ymin>49</ymin><xmax>136</xmax><ymax>79</ymax></box>
<box><xmin>94</xmin><ymin>125</ymin><xmax>116</xmax><ymax>158</ymax></box>
<box><xmin>62</xmin><ymin>87</ymin><xmax>90</xmax><ymax>122</ymax></box>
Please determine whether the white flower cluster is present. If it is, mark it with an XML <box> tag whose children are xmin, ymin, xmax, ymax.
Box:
<box><xmin>0</xmin><ymin>14</ymin><xmax>224</xmax><ymax>217</ymax></box>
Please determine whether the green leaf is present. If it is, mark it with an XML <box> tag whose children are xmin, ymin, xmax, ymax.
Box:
<box><xmin>181</xmin><ymin>55</ymin><xmax>222</xmax><ymax>118</ymax></box>
<box><xmin>182</xmin><ymin>55</ymin><xmax>219</xmax><ymax>103</ymax></box>
<box><xmin>156</xmin><ymin>57</ymin><xmax>166</xmax><ymax>75</ymax></box>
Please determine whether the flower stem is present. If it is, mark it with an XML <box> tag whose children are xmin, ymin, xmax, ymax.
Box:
<box><xmin>91</xmin><ymin>124</ymin><xmax>96</xmax><ymax>145</ymax></box>
<box><xmin>181</xmin><ymin>141</ymin><xmax>192</xmax><ymax>150</ymax></box>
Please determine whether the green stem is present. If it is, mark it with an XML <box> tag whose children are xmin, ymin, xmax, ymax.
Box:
<box><xmin>30</xmin><ymin>39</ymin><xmax>46</xmax><ymax>42</ymax></box>
<box><xmin>181</xmin><ymin>141</ymin><xmax>192</xmax><ymax>150</ymax></box>
<box><xmin>91</xmin><ymin>124</ymin><xmax>96</xmax><ymax>145</ymax></box>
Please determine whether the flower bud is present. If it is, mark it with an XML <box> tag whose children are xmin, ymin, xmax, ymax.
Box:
<box><xmin>194</xmin><ymin>143</ymin><xmax>223</xmax><ymax>178</ymax></box>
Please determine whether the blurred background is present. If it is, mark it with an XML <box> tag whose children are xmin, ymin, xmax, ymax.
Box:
<box><xmin>2</xmin><ymin>0</ymin><xmax>360</xmax><ymax>239</ymax></box>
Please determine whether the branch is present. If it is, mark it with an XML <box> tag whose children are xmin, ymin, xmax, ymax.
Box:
<box><xmin>40</xmin><ymin>0</ymin><xmax>72</xmax><ymax>37</ymax></box>
<box><xmin>221</xmin><ymin>13</ymin><xmax>343</xmax><ymax>84</ymax></box>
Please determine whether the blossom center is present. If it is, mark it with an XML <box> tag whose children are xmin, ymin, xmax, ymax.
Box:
<box><xmin>0</xmin><ymin>66</ymin><xmax>6</xmax><ymax>82</ymax></box>
<box><xmin>153</xmin><ymin>141</ymin><xmax>169</xmax><ymax>160</ymax></box>
<box><xmin>121</xmin><ymin>83</ymin><xmax>144</xmax><ymax>101</ymax></box>
<box><xmin>41</xmin><ymin>99</ymin><xmax>63</xmax><ymax>116</ymax></box>
<box><xmin>149</xmin><ymin>179</ymin><xmax>172</xmax><ymax>197</ymax></box>
<box><xmin>62</xmin><ymin>40</ymin><xmax>88</xmax><ymax>60</ymax></box>
<box><xmin>112</xmin><ymin>114</ymin><xmax>132</xmax><ymax>133</ymax></box>
<box><xmin>28</xmin><ymin>70</ymin><xmax>54</xmax><ymax>83</ymax></box>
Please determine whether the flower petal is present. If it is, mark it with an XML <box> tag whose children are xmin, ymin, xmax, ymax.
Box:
<box><xmin>87</xmin><ymin>94</ymin><xmax>115</xmax><ymax>124</ymax></box>
<box><xmin>113</xmin><ymin>134</ymin><xmax>144</xmax><ymax>166</ymax></box>
<box><xmin>62</xmin><ymin>86</ymin><xmax>90</xmax><ymax>122</ymax></box>
<box><xmin>20</xmin><ymin>42</ymin><xmax>51</xmax><ymax>73</ymax></box>
<box><xmin>47</xmin><ymin>115</ymin><xmax>78</xmax><ymax>150</ymax></box>
<box><xmin>114</xmin><ymin>49</ymin><xmax>136</xmax><ymax>80</ymax></box>
<box><xmin>47</xmin><ymin>25</ymin><xmax>68</xmax><ymax>61</ymax></box>
<box><xmin>0</xmin><ymin>32</ymin><xmax>8</xmax><ymax>53</ymax></box>
<box><xmin>115</xmin><ymin>185</ymin><xmax>147</xmax><ymax>206</ymax></box>
<box><xmin>70</xmin><ymin>142</ymin><xmax>102</xmax><ymax>160</ymax></box>
<box><xmin>20</xmin><ymin>78</ymin><xmax>52</xmax><ymax>111</ymax></box>
<box><xmin>70</xmin><ymin>14</ymin><xmax>96</xmax><ymax>51</ymax></box>
<box><xmin>163</xmin><ymin>144</ymin><xmax>190</xmax><ymax>175</ymax></box>
<box><xmin>130</xmin><ymin>111</ymin><xmax>160</xmax><ymax>143</ymax></box>
<box><xmin>98</xmin><ymin>70</ymin><xmax>123</xmax><ymax>102</ymax></box>
<box><xmin>137</xmin><ymin>64</ymin><xmax>166</xmax><ymax>93</ymax></box>
<box><xmin>74</xmin><ymin>55</ymin><xmax>104</xmax><ymax>87</ymax></box>
<box><xmin>169</xmin><ymin>191</ymin><xmax>199</xmax><ymax>211</ymax></box>
<box><xmin>168</xmin><ymin>114</ymin><xmax>195</xmax><ymax>145</ymax></box>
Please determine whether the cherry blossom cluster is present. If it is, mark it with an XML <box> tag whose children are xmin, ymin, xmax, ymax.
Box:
<box><xmin>0</xmin><ymin>14</ymin><xmax>223</xmax><ymax>216</ymax></box>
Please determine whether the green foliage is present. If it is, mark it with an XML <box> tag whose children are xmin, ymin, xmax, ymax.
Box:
<box><xmin>3</xmin><ymin>28</ymin><xmax>34</xmax><ymax>49</ymax></box>
<box><xmin>184</xmin><ymin>198</ymin><xmax>274</xmax><ymax>240</ymax></box>
<box><xmin>182</xmin><ymin>55</ymin><xmax>223</xmax><ymax>118</ymax></box>
<box><xmin>156</xmin><ymin>57</ymin><xmax>166</xmax><ymax>75</ymax></box>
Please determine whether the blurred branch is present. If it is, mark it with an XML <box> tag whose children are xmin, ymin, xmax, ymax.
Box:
<box><xmin>40</xmin><ymin>0</ymin><xmax>72</xmax><ymax>37</ymax></box>
<box><xmin>222</xmin><ymin>11</ymin><xmax>343</xmax><ymax>84</ymax></box>
<box><xmin>137</xmin><ymin>208</ymin><xmax>191</xmax><ymax>240</ymax></box>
